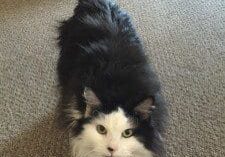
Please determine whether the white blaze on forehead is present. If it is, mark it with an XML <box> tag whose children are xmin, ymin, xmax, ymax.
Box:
<box><xmin>94</xmin><ymin>108</ymin><xmax>133</xmax><ymax>132</ymax></box>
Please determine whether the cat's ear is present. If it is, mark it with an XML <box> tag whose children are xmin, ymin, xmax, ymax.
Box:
<box><xmin>134</xmin><ymin>97</ymin><xmax>155</xmax><ymax>120</ymax></box>
<box><xmin>83</xmin><ymin>87</ymin><xmax>101</xmax><ymax>117</ymax></box>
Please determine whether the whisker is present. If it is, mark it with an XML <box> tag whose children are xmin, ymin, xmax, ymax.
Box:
<box><xmin>83</xmin><ymin>149</ymin><xmax>95</xmax><ymax>157</ymax></box>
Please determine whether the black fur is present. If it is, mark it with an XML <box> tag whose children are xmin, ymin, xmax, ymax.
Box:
<box><xmin>57</xmin><ymin>0</ymin><xmax>167</xmax><ymax>156</ymax></box>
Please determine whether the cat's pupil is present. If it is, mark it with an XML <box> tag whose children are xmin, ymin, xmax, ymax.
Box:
<box><xmin>125</xmin><ymin>130</ymin><xmax>131</xmax><ymax>135</ymax></box>
<box><xmin>125</xmin><ymin>130</ymin><xmax>130</xmax><ymax>134</ymax></box>
<box><xmin>100</xmin><ymin>126</ymin><xmax>104</xmax><ymax>131</ymax></box>
<box><xmin>122</xmin><ymin>129</ymin><xmax>133</xmax><ymax>138</ymax></box>
<box><xmin>97</xmin><ymin>125</ymin><xmax>107</xmax><ymax>134</ymax></box>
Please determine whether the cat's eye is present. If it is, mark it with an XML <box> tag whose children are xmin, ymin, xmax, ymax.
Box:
<box><xmin>96</xmin><ymin>125</ymin><xmax>107</xmax><ymax>134</ymax></box>
<box><xmin>122</xmin><ymin>129</ymin><xmax>133</xmax><ymax>138</ymax></box>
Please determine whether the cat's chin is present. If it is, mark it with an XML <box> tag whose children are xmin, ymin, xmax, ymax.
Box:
<box><xmin>104</xmin><ymin>155</ymin><xmax>119</xmax><ymax>157</ymax></box>
<box><xmin>105</xmin><ymin>155</ymin><xmax>125</xmax><ymax>157</ymax></box>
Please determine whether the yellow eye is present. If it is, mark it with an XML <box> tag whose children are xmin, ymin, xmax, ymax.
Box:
<box><xmin>122</xmin><ymin>129</ymin><xmax>133</xmax><ymax>138</ymax></box>
<box><xmin>96</xmin><ymin>125</ymin><xmax>107</xmax><ymax>134</ymax></box>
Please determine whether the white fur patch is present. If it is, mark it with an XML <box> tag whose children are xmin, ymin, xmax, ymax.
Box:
<box><xmin>70</xmin><ymin>108</ymin><xmax>153</xmax><ymax>157</ymax></box>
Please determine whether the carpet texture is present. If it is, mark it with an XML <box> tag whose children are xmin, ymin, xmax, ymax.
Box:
<box><xmin>0</xmin><ymin>0</ymin><xmax>225</xmax><ymax>156</ymax></box>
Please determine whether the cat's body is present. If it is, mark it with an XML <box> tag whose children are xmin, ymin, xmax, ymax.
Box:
<box><xmin>57</xmin><ymin>0</ymin><xmax>167</xmax><ymax>157</ymax></box>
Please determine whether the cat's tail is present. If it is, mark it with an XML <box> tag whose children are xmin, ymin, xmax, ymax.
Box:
<box><xmin>75</xmin><ymin>0</ymin><xmax>121</xmax><ymax>19</ymax></box>
<box><xmin>78</xmin><ymin>0</ymin><xmax>116</xmax><ymax>5</ymax></box>
<box><xmin>77</xmin><ymin>0</ymin><xmax>117</xmax><ymax>12</ymax></box>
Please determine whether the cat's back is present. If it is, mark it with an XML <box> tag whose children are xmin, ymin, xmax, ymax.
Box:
<box><xmin>58</xmin><ymin>0</ymin><xmax>144</xmax><ymax>84</ymax></box>
<box><xmin>58</xmin><ymin>0</ymin><xmax>160</xmax><ymax>105</ymax></box>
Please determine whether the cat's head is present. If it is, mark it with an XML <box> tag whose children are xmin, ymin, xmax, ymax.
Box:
<box><xmin>70</xmin><ymin>88</ymin><xmax>157</xmax><ymax>157</ymax></box>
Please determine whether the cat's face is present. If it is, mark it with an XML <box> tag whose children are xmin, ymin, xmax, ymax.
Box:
<box><xmin>70</xmin><ymin>108</ymin><xmax>153</xmax><ymax>157</ymax></box>
<box><xmin>69</xmin><ymin>88</ymin><xmax>154</xmax><ymax>157</ymax></box>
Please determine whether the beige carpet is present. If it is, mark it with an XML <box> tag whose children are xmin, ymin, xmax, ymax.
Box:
<box><xmin>0</xmin><ymin>0</ymin><xmax>225</xmax><ymax>156</ymax></box>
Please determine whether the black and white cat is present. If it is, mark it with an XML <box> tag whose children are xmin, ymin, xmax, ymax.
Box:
<box><xmin>57</xmin><ymin>0</ymin><xmax>167</xmax><ymax>157</ymax></box>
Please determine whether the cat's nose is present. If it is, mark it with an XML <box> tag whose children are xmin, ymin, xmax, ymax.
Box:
<box><xmin>107</xmin><ymin>147</ymin><xmax>114</xmax><ymax>152</ymax></box>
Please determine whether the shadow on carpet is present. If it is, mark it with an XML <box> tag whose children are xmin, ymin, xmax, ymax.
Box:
<box><xmin>1</xmin><ymin>115</ymin><xmax>69</xmax><ymax>157</ymax></box>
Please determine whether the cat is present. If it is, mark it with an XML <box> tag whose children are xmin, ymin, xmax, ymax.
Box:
<box><xmin>57</xmin><ymin>0</ymin><xmax>167</xmax><ymax>157</ymax></box>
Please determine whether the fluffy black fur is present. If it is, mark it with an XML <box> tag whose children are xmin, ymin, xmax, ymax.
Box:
<box><xmin>57</xmin><ymin>0</ymin><xmax>167</xmax><ymax>156</ymax></box>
